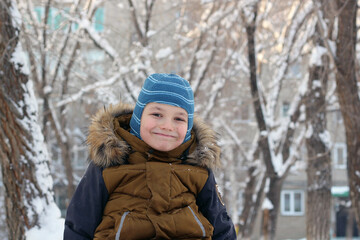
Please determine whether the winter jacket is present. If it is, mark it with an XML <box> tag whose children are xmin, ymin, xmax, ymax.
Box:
<box><xmin>64</xmin><ymin>103</ymin><xmax>236</xmax><ymax>240</ymax></box>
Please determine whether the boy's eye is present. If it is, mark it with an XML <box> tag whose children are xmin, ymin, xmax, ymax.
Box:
<box><xmin>175</xmin><ymin>117</ymin><xmax>186</xmax><ymax>122</ymax></box>
<box><xmin>151</xmin><ymin>113</ymin><xmax>161</xmax><ymax>117</ymax></box>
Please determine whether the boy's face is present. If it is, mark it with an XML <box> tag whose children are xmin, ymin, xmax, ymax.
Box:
<box><xmin>140</xmin><ymin>102</ymin><xmax>188</xmax><ymax>152</ymax></box>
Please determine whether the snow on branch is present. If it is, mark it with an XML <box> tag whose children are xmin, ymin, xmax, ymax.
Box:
<box><xmin>193</xmin><ymin>40</ymin><xmax>218</xmax><ymax>95</ymax></box>
<box><xmin>59</xmin><ymin>6</ymin><xmax>118</xmax><ymax>63</ymax></box>
<box><xmin>313</xmin><ymin>0</ymin><xmax>336</xmax><ymax>67</ymax></box>
<box><xmin>55</xmin><ymin>72</ymin><xmax>124</xmax><ymax>108</ymax></box>
<box><xmin>202</xmin><ymin>76</ymin><xmax>225</xmax><ymax>119</ymax></box>
<box><xmin>277</xmin><ymin>126</ymin><xmax>306</xmax><ymax>178</ymax></box>
<box><xmin>238</xmin><ymin>0</ymin><xmax>260</xmax><ymax>24</ymax></box>
<box><xmin>274</xmin><ymin>75</ymin><xmax>308</xmax><ymax>148</ymax></box>
<box><xmin>187</xmin><ymin>3</ymin><xmax>235</xmax><ymax>85</ymax></box>
<box><xmin>221</xmin><ymin>119</ymin><xmax>249</xmax><ymax>163</ymax></box>
<box><xmin>262</xmin><ymin>197</ymin><xmax>274</xmax><ymax>210</ymax></box>
<box><xmin>81</xmin><ymin>17</ymin><xmax>120</xmax><ymax>62</ymax></box>
<box><xmin>267</xmin><ymin>1</ymin><xmax>314</xmax><ymax>119</ymax></box>
<box><xmin>49</xmin><ymin>100</ymin><xmax>67</xmax><ymax>143</ymax></box>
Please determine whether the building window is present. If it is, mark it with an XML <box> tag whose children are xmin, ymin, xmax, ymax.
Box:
<box><xmin>333</xmin><ymin>143</ymin><xmax>347</xmax><ymax>169</ymax></box>
<box><xmin>237</xmin><ymin>190</ymin><xmax>244</xmax><ymax>213</ymax></box>
<box><xmin>34</xmin><ymin>7</ymin><xmax>69</xmax><ymax>32</ymax></box>
<box><xmin>282</xmin><ymin>101</ymin><xmax>290</xmax><ymax>117</ymax></box>
<box><xmin>34</xmin><ymin>6</ymin><xmax>104</xmax><ymax>32</ymax></box>
<box><xmin>51</xmin><ymin>145</ymin><xmax>62</xmax><ymax>162</ymax></box>
<box><xmin>84</xmin><ymin>49</ymin><xmax>105</xmax><ymax>74</ymax></box>
<box><xmin>286</xmin><ymin>64</ymin><xmax>301</xmax><ymax>79</ymax></box>
<box><xmin>281</xmin><ymin>190</ymin><xmax>304</xmax><ymax>216</ymax></box>
<box><xmin>93</xmin><ymin>7</ymin><xmax>104</xmax><ymax>32</ymax></box>
<box><xmin>51</xmin><ymin>8</ymin><xmax>68</xmax><ymax>31</ymax></box>
<box><xmin>34</xmin><ymin>6</ymin><xmax>44</xmax><ymax>23</ymax></box>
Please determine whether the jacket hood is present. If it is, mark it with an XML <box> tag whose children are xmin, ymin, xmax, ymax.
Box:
<box><xmin>87</xmin><ymin>102</ymin><xmax>221</xmax><ymax>170</ymax></box>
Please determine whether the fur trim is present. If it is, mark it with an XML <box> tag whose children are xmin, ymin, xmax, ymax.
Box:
<box><xmin>186</xmin><ymin>116</ymin><xmax>221</xmax><ymax>170</ymax></box>
<box><xmin>87</xmin><ymin>103</ymin><xmax>221</xmax><ymax>169</ymax></box>
<box><xmin>87</xmin><ymin>103</ymin><xmax>133</xmax><ymax>167</ymax></box>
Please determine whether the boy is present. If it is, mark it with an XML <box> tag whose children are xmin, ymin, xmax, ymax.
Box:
<box><xmin>64</xmin><ymin>73</ymin><xmax>236</xmax><ymax>239</ymax></box>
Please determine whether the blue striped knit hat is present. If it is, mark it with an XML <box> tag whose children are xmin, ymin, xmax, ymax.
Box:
<box><xmin>130</xmin><ymin>73</ymin><xmax>194</xmax><ymax>143</ymax></box>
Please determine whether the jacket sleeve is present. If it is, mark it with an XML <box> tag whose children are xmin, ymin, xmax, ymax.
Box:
<box><xmin>63</xmin><ymin>162</ymin><xmax>109</xmax><ymax>240</ymax></box>
<box><xmin>196</xmin><ymin>169</ymin><xmax>237</xmax><ymax>240</ymax></box>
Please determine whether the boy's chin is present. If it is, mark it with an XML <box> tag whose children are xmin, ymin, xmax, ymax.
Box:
<box><xmin>147</xmin><ymin>142</ymin><xmax>181</xmax><ymax>152</ymax></box>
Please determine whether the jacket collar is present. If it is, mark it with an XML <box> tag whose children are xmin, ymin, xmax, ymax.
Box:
<box><xmin>87</xmin><ymin>102</ymin><xmax>221</xmax><ymax>169</ymax></box>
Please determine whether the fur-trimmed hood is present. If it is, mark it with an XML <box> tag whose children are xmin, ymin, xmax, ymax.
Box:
<box><xmin>87</xmin><ymin>102</ymin><xmax>221</xmax><ymax>170</ymax></box>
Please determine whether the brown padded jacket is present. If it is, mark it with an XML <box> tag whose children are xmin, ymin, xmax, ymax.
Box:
<box><xmin>87</xmin><ymin>103</ymin><xmax>221</xmax><ymax>240</ymax></box>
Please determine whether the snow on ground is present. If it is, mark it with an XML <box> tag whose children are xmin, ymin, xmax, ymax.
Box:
<box><xmin>26</xmin><ymin>202</ymin><xmax>64</xmax><ymax>240</ymax></box>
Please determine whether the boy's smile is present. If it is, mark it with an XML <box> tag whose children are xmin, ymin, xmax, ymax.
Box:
<box><xmin>140</xmin><ymin>102</ymin><xmax>188</xmax><ymax>152</ymax></box>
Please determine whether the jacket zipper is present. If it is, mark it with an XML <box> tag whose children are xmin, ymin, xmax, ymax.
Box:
<box><xmin>115</xmin><ymin>211</ymin><xmax>130</xmax><ymax>240</ymax></box>
<box><xmin>187</xmin><ymin>206</ymin><xmax>206</xmax><ymax>237</ymax></box>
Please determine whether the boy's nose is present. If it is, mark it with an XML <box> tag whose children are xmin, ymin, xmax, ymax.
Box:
<box><xmin>160</xmin><ymin>119</ymin><xmax>174</xmax><ymax>131</ymax></box>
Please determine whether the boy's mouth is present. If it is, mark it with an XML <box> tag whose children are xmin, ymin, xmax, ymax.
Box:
<box><xmin>153</xmin><ymin>132</ymin><xmax>176</xmax><ymax>138</ymax></box>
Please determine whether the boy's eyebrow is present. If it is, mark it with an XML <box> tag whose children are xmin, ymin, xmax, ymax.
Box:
<box><xmin>148</xmin><ymin>106</ymin><xmax>163</xmax><ymax>111</ymax></box>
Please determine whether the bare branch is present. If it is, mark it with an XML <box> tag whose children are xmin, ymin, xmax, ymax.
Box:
<box><xmin>312</xmin><ymin>0</ymin><xmax>337</xmax><ymax>71</ymax></box>
<box><xmin>128</xmin><ymin>0</ymin><xmax>146</xmax><ymax>45</ymax></box>
<box><xmin>55</xmin><ymin>72</ymin><xmax>123</xmax><ymax>108</ymax></box>
<box><xmin>193</xmin><ymin>25</ymin><xmax>219</xmax><ymax>96</ymax></box>
<box><xmin>145</xmin><ymin>0</ymin><xmax>156</xmax><ymax>35</ymax></box>
<box><xmin>268</xmin><ymin>1</ymin><xmax>314</xmax><ymax>118</ymax></box>
<box><xmin>221</xmin><ymin>119</ymin><xmax>250</xmax><ymax>163</ymax></box>
<box><xmin>51</xmin><ymin>2</ymin><xmax>82</xmax><ymax>87</ymax></box>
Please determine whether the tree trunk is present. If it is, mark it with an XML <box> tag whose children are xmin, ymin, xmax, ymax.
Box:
<box><xmin>238</xmin><ymin>165</ymin><xmax>266</xmax><ymax>239</ymax></box>
<box><xmin>245</xmin><ymin>5</ymin><xmax>283</xmax><ymax>239</ymax></box>
<box><xmin>263</xmin><ymin>177</ymin><xmax>283</xmax><ymax>240</ymax></box>
<box><xmin>335</xmin><ymin>0</ymin><xmax>360</xmax><ymax>232</ymax></box>
<box><xmin>305</xmin><ymin>1</ymin><xmax>335</xmax><ymax>238</ymax></box>
<box><xmin>346</xmin><ymin>208</ymin><xmax>354</xmax><ymax>239</ymax></box>
<box><xmin>47</xmin><ymin>107</ymin><xmax>76</xmax><ymax>200</ymax></box>
<box><xmin>262</xmin><ymin>209</ymin><xmax>270</xmax><ymax>240</ymax></box>
<box><xmin>305</xmin><ymin>45</ymin><xmax>331</xmax><ymax>240</ymax></box>
<box><xmin>0</xmin><ymin>1</ymin><xmax>59</xmax><ymax>239</ymax></box>
<box><xmin>244</xmin><ymin>3</ymin><xmax>283</xmax><ymax>239</ymax></box>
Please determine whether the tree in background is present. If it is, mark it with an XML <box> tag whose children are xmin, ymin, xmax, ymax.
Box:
<box><xmin>305</xmin><ymin>24</ymin><xmax>332</xmax><ymax>240</ymax></box>
<box><xmin>304</xmin><ymin>1</ymin><xmax>337</xmax><ymax>239</ymax></box>
<box><xmin>239</xmin><ymin>1</ymin><xmax>313</xmax><ymax>238</ymax></box>
<box><xmin>334</xmin><ymin>0</ymin><xmax>360</xmax><ymax>232</ymax></box>
<box><xmin>0</xmin><ymin>1</ymin><xmax>63</xmax><ymax>239</ymax></box>
<box><xmin>18</xmin><ymin>0</ymin><xmax>105</xmax><ymax>200</ymax></box>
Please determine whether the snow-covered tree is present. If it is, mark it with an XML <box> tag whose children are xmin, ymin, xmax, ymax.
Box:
<box><xmin>232</xmin><ymin>1</ymin><xmax>333</xmax><ymax>239</ymax></box>
<box><xmin>0</xmin><ymin>1</ymin><xmax>63</xmax><ymax>239</ymax></box>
